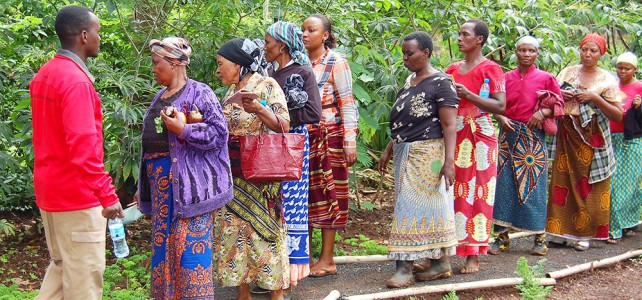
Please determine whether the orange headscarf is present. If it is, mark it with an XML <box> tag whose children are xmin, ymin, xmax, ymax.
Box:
<box><xmin>580</xmin><ymin>33</ymin><xmax>607</xmax><ymax>55</ymax></box>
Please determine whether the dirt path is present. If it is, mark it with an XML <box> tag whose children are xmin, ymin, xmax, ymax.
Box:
<box><xmin>215</xmin><ymin>233</ymin><xmax>642</xmax><ymax>299</ymax></box>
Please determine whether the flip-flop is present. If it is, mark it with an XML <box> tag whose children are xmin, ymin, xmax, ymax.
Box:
<box><xmin>308</xmin><ymin>268</ymin><xmax>338</xmax><ymax>278</ymax></box>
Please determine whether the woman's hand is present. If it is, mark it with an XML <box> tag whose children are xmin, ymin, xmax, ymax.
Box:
<box><xmin>377</xmin><ymin>141</ymin><xmax>394</xmax><ymax>173</ymax></box>
<box><xmin>454</xmin><ymin>83</ymin><xmax>473</xmax><ymax>100</ymax></box>
<box><xmin>241</xmin><ymin>97</ymin><xmax>264</xmax><ymax>114</ymax></box>
<box><xmin>344</xmin><ymin>148</ymin><xmax>357</xmax><ymax>167</ymax></box>
<box><xmin>575</xmin><ymin>91</ymin><xmax>600</xmax><ymax>104</ymax></box>
<box><xmin>526</xmin><ymin>110</ymin><xmax>545</xmax><ymax>131</ymax></box>
<box><xmin>439</xmin><ymin>161</ymin><xmax>455</xmax><ymax>191</ymax></box>
<box><xmin>634</xmin><ymin>95</ymin><xmax>641</xmax><ymax>109</ymax></box>
<box><xmin>495</xmin><ymin>114</ymin><xmax>515</xmax><ymax>132</ymax></box>
<box><xmin>561</xmin><ymin>90</ymin><xmax>576</xmax><ymax>102</ymax></box>
<box><xmin>161</xmin><ymin>110</ymin><xmax>185</xmax><ymax>135</ymax></box>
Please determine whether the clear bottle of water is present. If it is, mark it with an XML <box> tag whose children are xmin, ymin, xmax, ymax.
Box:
<box><xmin>108</xmin><ymin>218</ymin><xmax>129</xmax><ymax>258</ymax></box>
<box><xmin>478</xmin><ymin>78</ymin><xmax>490</xmax><ymax>114</ymax></box>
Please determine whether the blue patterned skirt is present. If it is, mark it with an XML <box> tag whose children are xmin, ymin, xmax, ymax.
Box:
<box><xmin>281</xmin><ymin>125</ymin><xmax>310</xmax><ymax>264</ymax></box>
<box><xmin>146</xmin><ymin>155</ymin><xmax>215</xmax><ymax>299</ymax></box>
<box><xmin>493</xmin><ymin>122</ymin><xmax>548</xmax><ymax>233</ymax></box>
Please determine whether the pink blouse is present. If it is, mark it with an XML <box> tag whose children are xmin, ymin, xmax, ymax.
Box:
<box><xmin>504</xmin><ymin>65</ymin><xmax>562</xmax><ymax>123</ymax></box>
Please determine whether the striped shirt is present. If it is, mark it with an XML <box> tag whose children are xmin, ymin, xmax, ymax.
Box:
<box><xmin>311</xmin><ymin>49</ymin><xmax>359</xmax><ymax>148</ymax></box>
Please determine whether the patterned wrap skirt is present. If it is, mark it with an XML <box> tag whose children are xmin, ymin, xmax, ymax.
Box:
<box><xmin>546</xmin><ymin>117</ymin><xmax>611</xmax><ymax>240</ymax></box>
<box><xmin>609</xmin><ymin>133</ymin><xmax>642</xmax><ymax>239</ymax></box>
<box><xmin>308</xmin><ymin>123</ymin><xmax>350</xmax><ymax>229</ymax></box>
<box><xmin>146</xmin><ymin>154</ymin><xmax>215</xmax><ymax>300</ymax></box>
<box><xmin>387</xmin><ymin>139</ymin><xmax>457</xmax><ymax>261</ymax></box>
<box><xmin>493</xmin><ymin>121</ymin><xmax>548</xmax><ymax>233</ymax></box>
<box><xmin>454</xmin><ymin>115</ymin><xmax>498</xmax><ymax>256</ymax></box>
<box><xmin>213</xmin><ymin>176</ymin><xmax>290</xmax><ymax>290</ymax></box>
<box><xmin>281</xmin><ymin>124</ymin><xmax>310</xmax><ymax>285</ymax></box>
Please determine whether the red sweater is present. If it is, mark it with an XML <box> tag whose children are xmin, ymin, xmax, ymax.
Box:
<box><xmin>30</xmin><ymin>53</ymin><xmax>118</xmax><ymax>212</ymax></box>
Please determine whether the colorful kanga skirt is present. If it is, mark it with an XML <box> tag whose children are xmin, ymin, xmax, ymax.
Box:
<box><xmin>282</xmin><ymin>124</ymin><xmax>310</xmax><ymax>285</ymax></box>
<box><xmin>454</xmin><ymin>115</ymin><xmax>498</xmax><ymax>256</ymax></box>
<box><xmin>493</xmin><ymin>121</ymin><xmax>548</xmax><ymax>233</ymax></box>
<box><xmin>387</xmin><ymin>139</ymin><xmax>457</xmax><ymax>260</ymax></box>
<box><xmin>546</xmin><ymin>117</ymin><xmax>610</xmax><ymax>240</ymax></box>
<box><xmin>146</xmin><ymin>155</ymin><xmax>215</xmax><ymax>300</ymax></box>
<box><xmin>609</xmin><ymin>133</ymin><xmax>642</xmax><ymax>239</ymax></box>
<box><xmin>308</xmin><ymin>123</ymin><xmax>350</xmax><ymax>229</ymax></box>
<box><xmin>213</xmin><ymin>177</ymin><xmax>290</xmax><ymax>290</ymax></box>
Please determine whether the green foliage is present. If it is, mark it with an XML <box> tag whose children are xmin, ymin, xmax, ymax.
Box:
<box><xmin>0</xmin><ymin>284</ymin><xmax>38</xmax><ymax>300</ymax></box>
<box><xmin>103</xmin><ymin>251</ymin><xmax>151</xmax><ymax>299</ymax></box>
<box><xmin>442</xmin><ymin>291</ymin><xmax>459</xmax><ymax>300</ymax></box>
<box><xmin>515</xmin><ymin>257</ymin><xmax>553</xmax><ymax>300</ymax></box>
<box><xmin>0</xmin><ymin>219</ymin><xmax>16</xmax><ymax>240</ymax></box>
<box><xmin>310</xmin><ymin>229</ymin><xmax>346</xmax><ymax>258</ymax></box>
<box><xmin>343</xmin><ymin>234</ymin><xmax>388</xmax><ymax>255</ymax></box>
<box><xmin>1</xmin><ymin>0</ymin><xmax>641</xmax><ymax>210</ymax></box>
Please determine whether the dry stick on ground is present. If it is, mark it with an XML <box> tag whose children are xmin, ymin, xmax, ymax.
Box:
<box><xmin>546</xmin><ymin>249</ymin><xmax>642</xmax><ymax>279</ymax></box>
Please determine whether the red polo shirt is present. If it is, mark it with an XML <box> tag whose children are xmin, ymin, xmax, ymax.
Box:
<box><xmin>30</xmin><ymin>52</ymin><xmax>118</xmax><ymax>212</ymax></box>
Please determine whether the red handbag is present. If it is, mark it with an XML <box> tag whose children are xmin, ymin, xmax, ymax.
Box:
<box><xmin>239</xmin><ymin>116</ymin><xmax>305</xmax><ymax>182</ymax></box>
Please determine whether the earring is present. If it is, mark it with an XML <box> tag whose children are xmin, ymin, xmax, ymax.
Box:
<box><xmin>279</xmin><ymin>48</ymin><xmax>283</xmax><ymax>53</ymax></box>
<box><xmin>171</xmin><ymin>65</ymin><xmax>175</xmax><ymax>70</ymax></box>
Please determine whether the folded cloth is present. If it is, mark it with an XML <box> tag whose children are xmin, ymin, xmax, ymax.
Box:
<box><xmin>624</xmin><ymin>105</ymin><xmax>642</xmax><ymax>140</ymax></box>
<box><xmin>535</xmin><ymin>90</ymin><xmax>565</xmax><ymax>135</ymax></box>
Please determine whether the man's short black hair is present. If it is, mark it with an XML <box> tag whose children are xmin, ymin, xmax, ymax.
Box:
<box><xmin>403</xmin><ymin>31</ymin><xmax>433</xmax><ymax>57</ymax></box>
<box><xmin>465</xmin><ymin>19</ymin><xmax>490</xmax><ymax>46</ymax></box>
<box><xmin>55</xmin><ymin>6</ymin><xmax>94</xmax><ymax>47</ymax></box>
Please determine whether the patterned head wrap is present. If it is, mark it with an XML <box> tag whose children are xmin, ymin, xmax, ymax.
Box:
<box><xmin>580</xmin><ymin>33</ymin><xmax>607</xmax><ymax>55</ymax></box>
<box><xmin>266</xmin><ymin>21</ymin><xmax>311</xmax><ymax>66</ymax></box>
<box><xmin>149</xmin><ymin>37</ymin><xmax>192</xmax><ymax>66</ymax></box>
<box><xmin>218</xmin><ymin>38</ymin><xmax>266</xmax><ymax>81</ymax></box>
<box><xmin>515</xmin><ymin>36</ymin><xmax>540</xmax><ymax>49</ymax></box>
<box><xmin>616</xmin><ymin>52</ymin><xmax>638</xmax><ymax>69</ymax></box>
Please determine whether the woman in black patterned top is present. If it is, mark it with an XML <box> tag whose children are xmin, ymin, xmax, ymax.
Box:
<box><xmin>378</xmin><ymin>31</ymin><xmax>459</xmax><ymax>288</ymax></box>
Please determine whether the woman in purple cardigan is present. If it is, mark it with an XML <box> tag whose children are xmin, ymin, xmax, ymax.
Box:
<box><xmin>136</xmin><ymin>36</ymin><xmax>233</xmax><ymax>299</ymax></box>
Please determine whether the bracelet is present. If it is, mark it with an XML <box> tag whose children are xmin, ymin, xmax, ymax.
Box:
<box><xmin>538</xmin><ymin>110</ymin><xmax>545</xmax><ymax>118</ymax></box>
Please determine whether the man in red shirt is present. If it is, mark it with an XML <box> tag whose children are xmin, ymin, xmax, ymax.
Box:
<box><xmin>30</xmin><ymin>6</ymin><xmax>123</xmax><ymax>299</ymax></box>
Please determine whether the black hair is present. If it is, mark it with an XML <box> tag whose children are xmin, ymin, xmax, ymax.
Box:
<box><xmin>55</xmin><ymin>6</ymin><xmax>94</xmax><ymax>47</ymax></box>
<box><xmin>310</xmin><ymin>14</ymin><xmax>336</xmax><ymax>49</ymax></box>
<box><xmin>403</xmin><ymin>31</ymin><xmax>433</xmax><ymax>57</ymax></box>
<box><xmin>465</xmin><ymin>19</ymin><xmax>490</xmax><ymax>46</ymax></box>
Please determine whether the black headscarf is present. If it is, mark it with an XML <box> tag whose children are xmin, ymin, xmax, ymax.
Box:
<box><xmin>218</xmin><ymin>38</ymin><xmax>265</xmax><ymax>82</ymax></box>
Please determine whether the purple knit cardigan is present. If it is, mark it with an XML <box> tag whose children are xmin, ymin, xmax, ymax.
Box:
<box><xmin>138</xmin><ymin>79</ymin><xmax>233</xmax><ymax>218</ymax></box>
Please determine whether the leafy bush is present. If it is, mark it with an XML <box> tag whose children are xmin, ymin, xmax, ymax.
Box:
<box><xmin>0</xmin><ymin>284</ymin><xmax>38</xmax><ymax>300</ymax></box>
<box><xmin>103</xmin><ymin>250</ymin><xmax>151</xmax><ymax>299</ymax></box>
<box><xmin>1</xmin><ymin>0</ymin><xmax>641</xmax><ymax>210</ymax></box>
<box><xmin>515</xmin><ymin>257</ymin><xmax>553</xmax><ymax>300</ymax></box>
<box><xmin>343</xmin><ymin>234</ymin><xmax>388</xmax><ymax>256</ymax></box>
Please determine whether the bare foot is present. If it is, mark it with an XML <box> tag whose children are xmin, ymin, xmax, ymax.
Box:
<box><xmin>459</xmin><ymin>255</ymin><xmax>479</xmax><ymax>274</ymax></box>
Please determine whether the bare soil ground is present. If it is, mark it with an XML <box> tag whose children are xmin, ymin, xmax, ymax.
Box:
<box><xmin>1</xmin><ymin>191</ymin><xmax>641</xmax><ymax>299</ymax></box>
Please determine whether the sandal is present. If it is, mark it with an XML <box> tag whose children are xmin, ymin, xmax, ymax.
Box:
<box><xmin>606</xmin><ymin>238</ymin><xmax>620</xmax><ymax>244</ymax></box>
<box><xmin>573</xmin><ymin>241</ymin><xmax>591</xmax><ymax>251</ymax></box>
<box><xmin>309</xmin><ymin>268</ymin><xmax>338</xmax><ymax>278</ymax></box>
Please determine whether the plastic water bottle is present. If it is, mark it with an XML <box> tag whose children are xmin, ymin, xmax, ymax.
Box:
<box><xmin>478</xmin><ymin>78</ymin><xmax>490</xmax><ymax>114</ymax></box>
<box><xmin>108</xmin><ymin>218</ymin><xmax>129</xmax><ymax>258</ymax></box>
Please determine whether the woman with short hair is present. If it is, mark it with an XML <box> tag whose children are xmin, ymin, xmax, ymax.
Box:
<box><xmin>445</xmin><ymin>19</ymin><xmax>506</xmax><ymax>274</ymax></box>
<box><xmin>378</xmin><ymin>31</ymin><xmax>459</xmax><ymax>288</ymax></box>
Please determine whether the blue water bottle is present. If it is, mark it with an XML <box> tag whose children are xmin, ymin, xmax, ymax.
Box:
<box><xmin>478</xmin><ymin>78</ymin><xmax>490</xmax><ymax>114</ymax></box>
